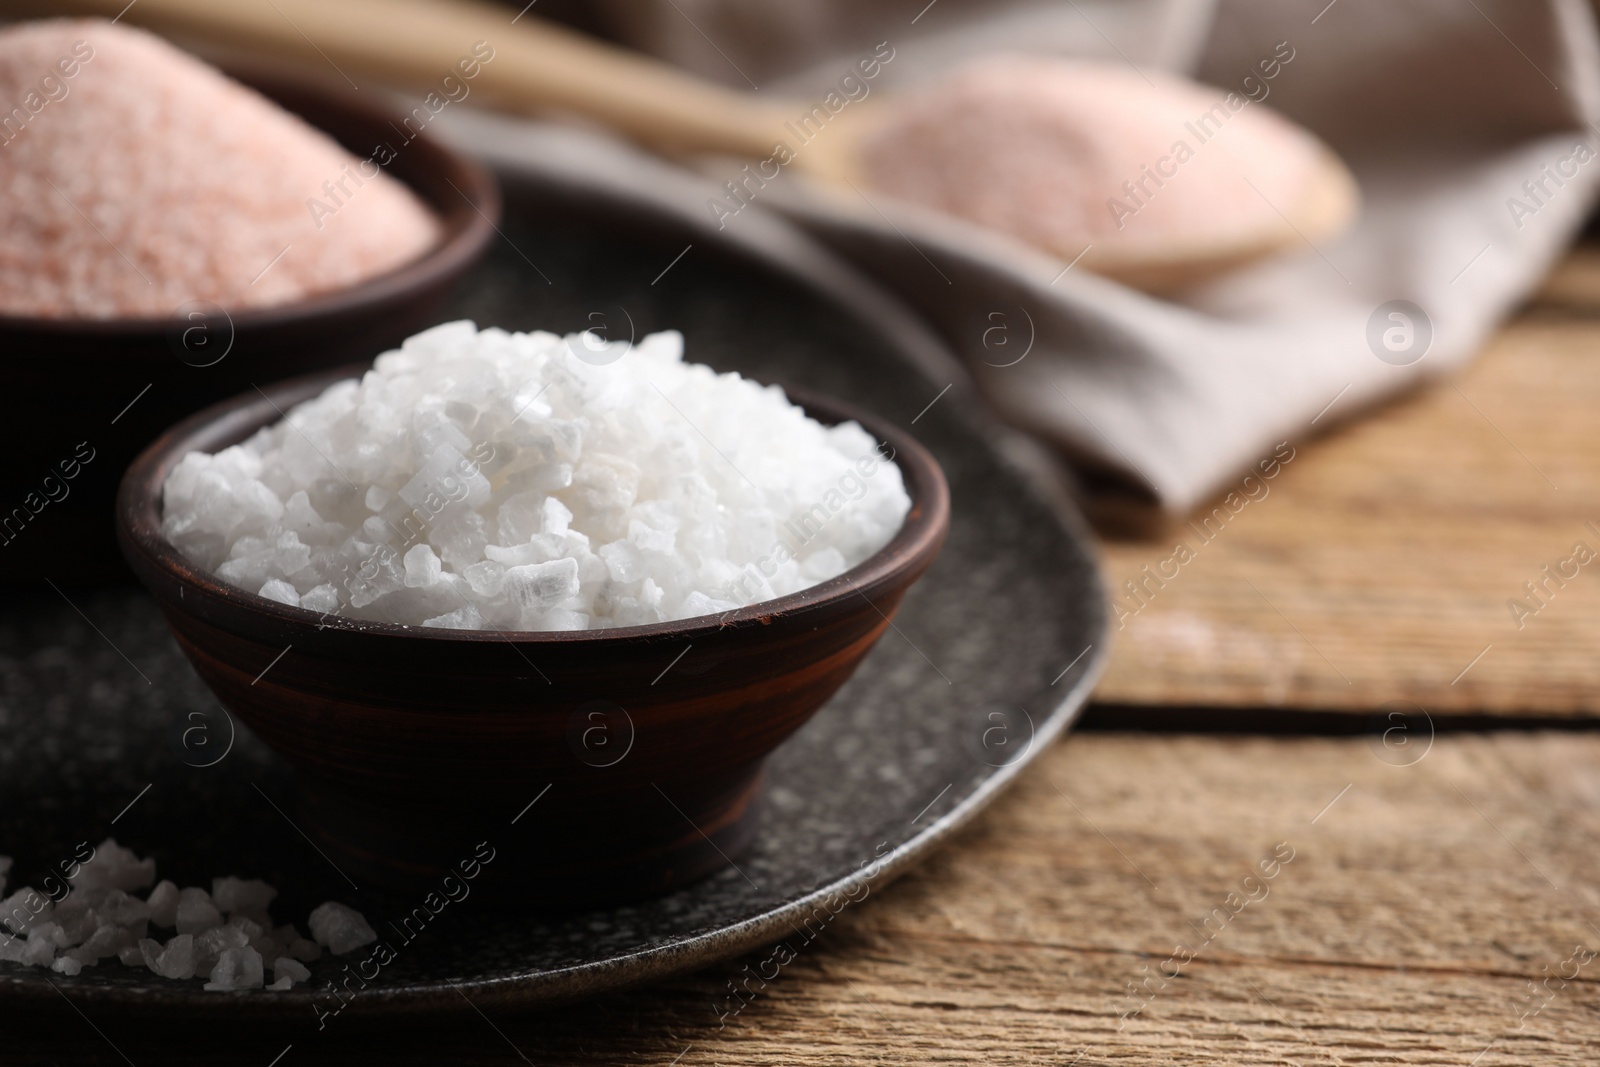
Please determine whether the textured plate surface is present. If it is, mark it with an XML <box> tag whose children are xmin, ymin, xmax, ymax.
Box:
<box><xmin>0</xmin><ymin>164</ymin><xmax>1106</xmax><ymax>1023</ymax></box>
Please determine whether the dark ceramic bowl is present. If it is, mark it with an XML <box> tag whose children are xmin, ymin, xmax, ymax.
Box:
<box><xmin>0</xmin><ymin>69</ymin><xmax>499</xmax><ymax>582</ymax></box>
<box><xmin>117</xmin><ymin>365</ymin><xmax>949</xmax><ymax>906</ymax></box>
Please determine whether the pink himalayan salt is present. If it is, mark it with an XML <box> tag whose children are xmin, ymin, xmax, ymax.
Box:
<box><xmin>0</xmin><ymin>19</ymin><xmax>438</xmax><ymax>319</ymax></box>
<box><xmin>859</xmin><ymin>57</ymin><xmax>1322</xmax><ymax>259</ymax></box>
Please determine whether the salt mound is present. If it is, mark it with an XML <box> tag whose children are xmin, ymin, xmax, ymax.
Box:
<box><xmin>0</xmin><ymin>19</ymin><xmax>438</xmax><ymax>318</ymax></box>
<box><xmin>859</xmin><ymin>57</ymin><xmax>1322</xmax><ymax>258</ymax></box>
<box><xmin>161</xmin><ymin>322</ymin><xmax>912</xmax><ymax>630</ymax></box>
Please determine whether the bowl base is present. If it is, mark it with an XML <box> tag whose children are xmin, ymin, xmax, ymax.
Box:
<box><xmin>294</xmin><ymin>768</ymin><xmax>766</xmax><ymax>909</ymax></box>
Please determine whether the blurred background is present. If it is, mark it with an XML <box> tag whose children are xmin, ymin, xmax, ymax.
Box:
<box><xmin>4</xmin><ymin>0</ymin><xmax>1600</xmax><ymax>1063</ymax></box>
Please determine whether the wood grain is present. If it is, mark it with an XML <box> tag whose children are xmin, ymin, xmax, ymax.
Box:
<box><xmin>16</xmin><ymin>732</ymin><xmax>1600</xmax><ymax>1063</ymax></box>
<box><xmin>1095</xmin><ymin>246</ymin><xmax>1600</xmax><ymax>716</ymax></box>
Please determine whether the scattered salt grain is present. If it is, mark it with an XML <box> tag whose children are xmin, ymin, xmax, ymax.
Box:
<box><xmin>64</xmin><ymin>921</ymin><xmax>138</xmax><ymax>964</ymax></box>
<box><xmin>212</xmin><ymin>876</ymin><xmax>278</xmax><ymax>920</ymax></box>
<box><xmin>75</xmin><ymin>838</ymin><xmax>155</xmax><ymax>892</ymax></box>
<box><xmin>0</xmin><ymin>19</ymin><xmax>438</xmax><ymax>319</ymax></box>
<box><xmin>145</xmin><ymin>880</ymin><xmax>180</xmax><ymax>927</ymax></box>
<box><xmin>192</xmin><ymin>922</ymin><xmax>249</xmax><ymax>974</ymax></box>
<box><xmin>308</xmin><ymin>902</ymin><xmax>378</xmax><ymax>955</ymax></box>
<box><xmin>860</xmin><ymin>57</ymin><xmax>1322</xmax><ymax>261</ymax></box>
<box><xmin>161</xmin><ymin>322</ymin><xmax>911</xmax><ymax>629</ymax></box>
<box><xmin>271</xmin><ymin>956</ymin><xmax>312</xmax><ymax>991</ymax></box>
<box><xmin>278</xmin><ymin>924</ymin><xmax>323</xmax><ymax>963</ymax></box>
<box><xmin>140</xmin><ymin>933</ymin><xmax>197</xmax><ymax>980</ymax></box>
<box><xmin>19</xmin><ymin>928</ymin><xmax>58</xmax><ymax>966</ymax></box>
<box><xmin>205</xmin><ymin>945</ymin><xmax>265</xmax><ymax>991</ymax></box>
<box><xmin>0</xmin><ymin>839</ymin><xmax>366</xmax><ymax>992</ymax></box>
<box><xmin>0</xmin><ymin>888</ymin><xmax>51</xmax><ymax>934</ymax></box>
<box><xmin>175</xmin><ymin>887</ymin><xmax>223</xmax><ymax>935</ymax></box>
<box><xmin>97</xmin><ymin>888</ymin><xmax>150</xmax><ymax>926</ymax></box>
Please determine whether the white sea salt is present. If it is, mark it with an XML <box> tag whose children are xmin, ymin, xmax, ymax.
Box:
<box><xmin>279</xmin><ymin>924</ymin><xmax>323</xmax><ymax>963</ymax></box>
<box><xmin>140</xmin><ymin>933</ymin><xmax>197</xmax><ymax>980</ymax></box>
<box><xmin>175</xmin><ymin>886</ymin><xmax>222</xmax><ymax>935</ymax></box>
<box><xmin>64</xmin><ymin>921</ymin><xmax>139</xmax><ymax>964</ymax></box>
<box><xmin>204</xmin><ymin>945</ymin><xmax>265</xmax><ymax>991</ymax></box>
<box><xmin>161</xmin><ymin>322</ymin><xmax>912</xmax><ymax>630</ymax></box>
<box><xmin>308</xmin><ymin>901</ymin><xmax>378</xmax><ymax>955</ymax></box>
<box><xmin>0</xmin><ymin>888</ymin><xmax>51</xmax><ymax>934</ymax></box>
<box><xmin>192</xmin><ymin>922</ymin><xmax>249</xmax><ymax>973</ymax></box>
<box><xmin>75</xmin><ymin>839</ymin><xmax>155</xmax><ymax>892</ymax></box>
<box><xmin>0</xmin><ymin>839</ymin><xmax>349</xmax><ymax>992</ymax></box>
<box><xmin>145</xmin><ymin>880</ymin><xmax>180</xmax><ymax>927</ymax></box>
<box><xmin>97</xmin><ymin>888</ymin><xmax>150</xmax><ymax>926</ymax></box>
<box><xmin>19</xmin><ymin>929</ymin><xmax>57</xmax><ymax>966</ymax></box>
<box><xmin>212</xmin><ymin>876</ymin><xmax>277</xmax><ymax>919</ymax></box>
<box><xmin>271</xmin><ymin>956</ymin><xmax>312</xmax><ymax>992</ymax></box>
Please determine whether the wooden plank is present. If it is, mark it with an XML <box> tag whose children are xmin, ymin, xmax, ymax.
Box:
<box><xmin>1095</xmin><ymin>246</ymin><xmax>1600</xmax><ymax>715</ymax></box>
<box><xmin>16</xmin><ymin>734</ymin><xmax>1600</xmax><ymax>1063</ymax></box>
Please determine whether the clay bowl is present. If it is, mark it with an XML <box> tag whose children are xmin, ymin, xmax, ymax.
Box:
<box><xmin>0</xmin><ymin>68</ymin><xmax>499</xmax><ymax>582</ymax></box>
<box><xmin>117</xmin><ymin>365</ymin><xmax>950</xmax><ymax>906</ymax></box>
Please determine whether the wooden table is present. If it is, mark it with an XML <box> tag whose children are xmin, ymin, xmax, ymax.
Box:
<box><xmin>20</xmin><ymin>252</ymin><xmax>1600</xmax><ymax>1064</ymax></box>
<box><xmin>19</xmin><ymin>733</ymin><xmax>1598</xmax><ymax>1064</ymax></box>
<box><xmin>1096</xmin><ymin>248</ymin><xmax>1600</xmax><ymax>718</ymax></box>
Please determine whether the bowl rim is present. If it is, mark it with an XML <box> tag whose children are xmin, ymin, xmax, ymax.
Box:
<box><xmin>117</xmin><ymin>362</ymin><xmax>951</xmax><ymax>647</ymax></box>
<box><xmin>0</xmin><ymin>65</ymin><xmax>500</xmax><ymax>336</ymax></box>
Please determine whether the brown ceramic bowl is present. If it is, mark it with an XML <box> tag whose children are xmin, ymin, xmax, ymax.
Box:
<box><xmin>117</xmin><ymin>365</ymin><xmax>949</xmax><ymax>906</ymax></box>
<box><xmin>0</xmin><ymin>68</ymin><xmax>498</xmax><ymax>582</ymax></box>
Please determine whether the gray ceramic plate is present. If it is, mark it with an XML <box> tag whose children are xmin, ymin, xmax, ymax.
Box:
<box><xmin>0</xmin><ymin>161</ymin><xmax>1106</xmax><ymax>1022</ymax></box>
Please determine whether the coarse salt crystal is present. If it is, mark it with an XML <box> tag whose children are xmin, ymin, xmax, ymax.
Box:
<box><xmin>21</xmin><ymin>927</ymin><xmax>58</xmax><ymax>966</ymax></box>
<box><xmin>307</xmin><ymin>901</ymin><xmax>378</xmax><ymax>956</ymax></box>
<box><xmin>140</xmin><ymin>933</ymin><xmax>197</xmax><ymax>980</ymax></box>
<box><xmin>212</xmin><ymin>876</ymin><xmax>278</xmax><ymax>919</ymax></box>
<box><xmin>0</xmin><ymin>888</ymin><xmax>51</xmax><ymax>934</ymax></box>
<box><xmin>272</xmin><ymin>956</ymin><xmax>312</xmax><ymax>989</ymax></box>
<box><xmin>174</xmin><ymin>887</ymin><xmax>222</xmax><ymax>935</ymax></box>
<box><xmin>192</xmin><ymin>922</ymin><xmax>249</xmax><ymax>974</ymax></box>
<box><xmin>258</xmin><ymin>578</ymin><xmax>301</xmax><ymax>606</ymax></box>
<box><xmin>145</xmin><ymin>880</ymin><xmax>180</xmax><ymax>928</ymax></box>
<box><xmin>76</xmin><ymin>837</ymin><xmax>156</xmax><ymax>892</ymax></box>
<box><xmin>204</xmin><ymin>945</ymin><xmax>265</xmax><ymax>991</ymax></box>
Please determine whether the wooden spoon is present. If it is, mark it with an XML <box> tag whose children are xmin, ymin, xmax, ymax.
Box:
<box><xmin>29</xmin><ymin>0</ymin><xmax>1358</xmax><ymax>292</ymax></box>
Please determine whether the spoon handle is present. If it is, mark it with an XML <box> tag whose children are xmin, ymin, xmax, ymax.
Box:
<box><xmin>52</xmin><ymin>0</ymin><xmax>790</xmax><ymax>157</ymax></box>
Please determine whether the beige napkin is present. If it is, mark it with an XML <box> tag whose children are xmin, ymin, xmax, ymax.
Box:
<box><xmin>468</xmin><ymin>0</ymin><xmax>1600</xmax><ymax>528</ymax></box>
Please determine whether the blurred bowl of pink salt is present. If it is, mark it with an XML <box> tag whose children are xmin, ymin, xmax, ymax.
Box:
<box><xmin>849</xmin><ymin>56</ymin><xmax>1358</xmax><ymax>293</ymax></box>
<box><xmin>0</xmin><ymin>20</ymin><xmax>498</xmax><ymax>581</ymax></box>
